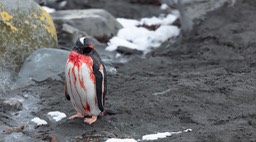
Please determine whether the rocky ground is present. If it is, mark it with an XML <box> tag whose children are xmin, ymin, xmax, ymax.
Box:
<box><xmin>1</xmin><ymin>0</ymin><xmax>256</xmax><ymax>142</ymax></box>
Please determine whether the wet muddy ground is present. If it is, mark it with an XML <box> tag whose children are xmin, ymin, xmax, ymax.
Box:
<box><xmin>1</xmin><ymin>0</ymin><xmax>256</xmax><ymax>141</ymax></box>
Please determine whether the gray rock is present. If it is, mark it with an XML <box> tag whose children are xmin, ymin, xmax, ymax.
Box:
<box><xmin>162</xmin><ymin>0</ymin><xmax>178</xmax><ymax>6</ymax></box>
<box><xmin>177</xmin><ymin>0</ymin><xmax>236</xmax><ymax>32</ymax></box>
<box><xmin>12</xmin><ymin>47</ymin><xmax>117</xmax><ymax>89</ymax></box>
<box><xmin>12</xmin><ymin>48</ymin><xmax>69</xmax><ymax>89</ymax></box>
<box><xmin>129</xmin><ymin>0</ymin><xmax>161</xmax><ymax>5</ymax></box>
<box><xmin>35</xmin><ymin>0</ymin><xmax>67</xmax><ymax>9</ymax></box>
<box><xmin>2</xmin><ymin>98</ymin><xmax>23</xmax><ymax>111</ymax></box>
<box><xmin>51</xmin><ymin>9</ymin><xmax>123</xmax><ymax>42</ymax></box>
<box><xmin>116</xmin><ymin>46</ymin><xmax>143</xmax><ymax>55</ymax></box>
<box><xmin>102</xmin><ymin>59</ymin><xmax>118</xmax><ymax>75</ymax></box>
<box><xmin>0</xmin><ymin>0</ymin><xmax>58</xmax><ymax>92</ymax></box>
<box><xmin>3</xmin><ymin>133</ymin><xmax>34</xmax><ymax>142</ymax></box>
<box><xmin>60</xmin><ymin>23</ymin><xmax>102</xmax><ymax>50</ymax></box>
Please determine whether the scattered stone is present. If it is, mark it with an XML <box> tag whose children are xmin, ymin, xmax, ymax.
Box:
<box><xmin>51</xmin><ymin>9</ymin><xmax>123</xmax><ymax>43</ymax></box>
<box><xmin>116</xmin><ymin>46</ymin><xmax>143</xmax><ymax>55</ymax></box>
<box><xmin>102</xmin><ymin>59</ymin><xmax>118</xmax><ymax>75</ymax></box>
<box><xmin>2</xmin><ymin>98</ymin><xmax>23</xmax><ymax>111</ymax></box>
<box><xmin>3</xmin><ymin>125</ymin><xmax>24</xmax><ymax>134</ymax></box>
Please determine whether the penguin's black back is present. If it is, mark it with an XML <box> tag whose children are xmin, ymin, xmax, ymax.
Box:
<box><xmin>89</xmin><ymin>49</ymin><xmax>107</xmax><ymax>112</ymax></box>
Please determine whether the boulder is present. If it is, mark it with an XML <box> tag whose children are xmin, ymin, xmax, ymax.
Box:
<box><xmin>11</xmin><ymin>48</ymin><xmax>69</xmax><ymax>90</ymax></box>
<box><xmin>12</xmin><ymin>47</ymin><xmax>117</xmax><ymax>89</ymax></box>
<box><xmin>0</xmin><ymin>0</ymin><xmax>58</xmax><ymax>69</ymax></box>
<box><xmin>177</xmin><ymin>0</ymin><xmax>236</xmax><ymax>32</ymax></box>
<box><xmin>59</xmin><ymin>23</ymin><xmax>102</xmax><ymax>49</ymax></box>
<box><xmin>0</xmin><ymin>0</ymin><xmax>58</xmax><ymax>92</ymax></box>
<box><xmin>51</xmin><ymin>9</ymin><xmax>123</xmax><ymax>42</ymax></box>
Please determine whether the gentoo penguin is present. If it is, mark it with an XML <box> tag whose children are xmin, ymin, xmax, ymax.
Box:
<box><xmin>64</xmin><ymin>37</ymin><xmax>107</xmax><ymax>124</ymax></box>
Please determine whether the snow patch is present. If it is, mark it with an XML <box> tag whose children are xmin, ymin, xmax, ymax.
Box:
<box><xmin>31</xmin><ymin>117</ymin><xmax>47</xmax><ymax>125</ymax></box>
<box><xmin>47</xmin><ymin>111</ymin><xmax>67</xmax><ymax>122</ymax></box>
<box><xmin>142</xmin><ymin>132</ymin><xmax>180</xmax><ymax>140</ymax></box>
<box><xmin>42</xmin><ymin>6</ymin><xmax>56</xmax><ymax>13</ymax></box>
<box><xmin>142</xmin><ymin>129</ymin><xmax>192</xmax><ymax>141</ymax></box>
<box><xmin>153</xmin><ymin>88</ymin><xmax>172</xmax><ymax>95</ymax></box>
<box><xmin>140</xmin><ymin>14</ymin><xmax>177</xmax><ymax>26</ymax></box>
<box><xmin>106</xmin><ymin>37</ymin><xmax>139</xmax><ymax>51</ymax></box>
<box><xmin>148</xmin><ymin>25</ymin><xmax>179</xmax><ymax>47</ymax></box>
<box><xmin>107</xmin><ymin>14</ymin><xmax>179</xmax><ymax>53</ymax></box>
<box><xmin>160</xmin><ymin>3</ymin><xmax>169</xmax><ymax>10</ymax></box>
<box><xmin>106</xmin><ymin>129</ymin><xmax>192</xmax><ymax>142</ymax></box>
<box><xmin>105</xmin><ymin>138</ymin><xmax>137</xmax><ymax>142</ymax></box>
<box><xmin>117</xmin><ymin>18</ymin><xmax>140</xmax><ymax>28</ymax></box>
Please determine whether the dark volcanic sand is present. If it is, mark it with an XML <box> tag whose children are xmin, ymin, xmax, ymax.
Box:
<box><xmin>2</xmin><ymin>0</ymin><xmax>256</xmax><ymax>141</ymax></box>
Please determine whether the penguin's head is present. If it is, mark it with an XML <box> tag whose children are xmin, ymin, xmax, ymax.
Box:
<box><xmin>73</xmin><ymin>37</ymin><xmax>94</xmax><ymax>54</ymax></box>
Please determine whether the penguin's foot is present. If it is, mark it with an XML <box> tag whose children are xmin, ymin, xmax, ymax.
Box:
<box><xmin>84</xmin><ymin>115</ymin><xmax>97</xmax><ymax>124</ymax></box>
<box><xmin>68</xmin><ymin>112</ymin><xmax>83</xmax><ymax>119</ymax></box>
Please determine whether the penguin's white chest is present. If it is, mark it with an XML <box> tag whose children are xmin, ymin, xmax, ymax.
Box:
<box><xmin>65</xmin><ymin>54</ymin><xmax>101</xmax><ymax>116</ymax></box>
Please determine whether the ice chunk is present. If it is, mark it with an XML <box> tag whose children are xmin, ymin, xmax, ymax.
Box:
<box><xmin>31</xmin><ymin>117</ymin><xmax>47</xmax><ymax>125</ymax></box>
<box><xmin>47</xmin><ymin>111</ymin><xmax>67</xmax><ymax>122</ymax></box>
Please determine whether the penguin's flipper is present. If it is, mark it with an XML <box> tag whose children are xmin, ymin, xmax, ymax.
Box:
<box><xmin>93</xmin><ymin>64</ymin><xmax>104</xmax><ymax>112</ymax></box>
<box><xmin>64</xmin><ymin>79</ymin><xmax>70</xmax><ymax>100</ymax></box>
<box><xmin>65</xmin><ymin>91</ymin><xmax>70</xmax><ymax>100</ymax></box>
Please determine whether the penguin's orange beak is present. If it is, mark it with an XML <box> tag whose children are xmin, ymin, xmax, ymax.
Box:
<box><xmin>88</xmin><ymin>45</ymin><xmax>94</xmax><ymax>49</ymax></box>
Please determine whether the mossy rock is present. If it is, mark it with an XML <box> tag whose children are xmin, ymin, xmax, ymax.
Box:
<box><xmin>0</xmin><ymin>0</ymin><xmax>58</xmax><ymax>71</ymax></box>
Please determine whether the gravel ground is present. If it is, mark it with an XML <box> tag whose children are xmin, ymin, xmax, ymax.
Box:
<box><xmin>1</xmin><ymin>0</ymin><xmax>256</xmax><ymax>141</ymax></box>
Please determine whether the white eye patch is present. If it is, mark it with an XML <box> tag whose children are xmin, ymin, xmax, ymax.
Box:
<box><xmin>79</xmin><ymin>37</ymin><xmax>86</xmax><ymax>45</ymax></box>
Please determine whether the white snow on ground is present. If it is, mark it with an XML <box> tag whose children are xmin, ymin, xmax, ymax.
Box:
<box><xmin>106</xmin><ymin>37</ymin><xmax>139</xmax><ymax>51</ymax></box>
<box><xmin>116</xmin><ymin>18</ymin><xmax>140</xmax><ymax>28</ymax></box>
<box><xmin>105</xmin><ymin>129</ymin><xmax>192</xmax><ymax>142</ymax></box>
<box><xmin>140</xmin><ymin>14</ymin><xmax>177</xmax><ymax>26</ymax></box>
<box><xmin>160</xmin><ymin>3</ymin><xmax>169</xmax><ymax>10</ymax></box>
<box><xmin>42</xmin><ymin>6</ymin><xmax>56</xmax><ymax>13</ymax></box>
<box><xmin>47</xmin><ymin>111</ymin><xmax>67</xmax><ymax>121</ymax></box>
<box><xmin>142</xmin><ymin>129</ymin><xmax>192</xmax><ymax>141</ymax></box>
<box><xmin>148</xmin><ymin>25</ymin><xmax>179</xmax><ymax>47</ymax></box>
<box><xmin>31</xmin><ymin>117</ymin><xmax>47</xmax><ymax>125</ymax></box>
<box><xmin>106</xmin><ymin>14</ymin><xmax>179</xmax><ymax>53</ymax></box>
<box><xmin>105</xmin><ymin>138</ymin><xmax>137</xmax><ymax>142</ymax></box>
<box><xmin>153</xmin><ymin>88</ymin><xmax>172</xmax><ymax>95</ymax></box>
